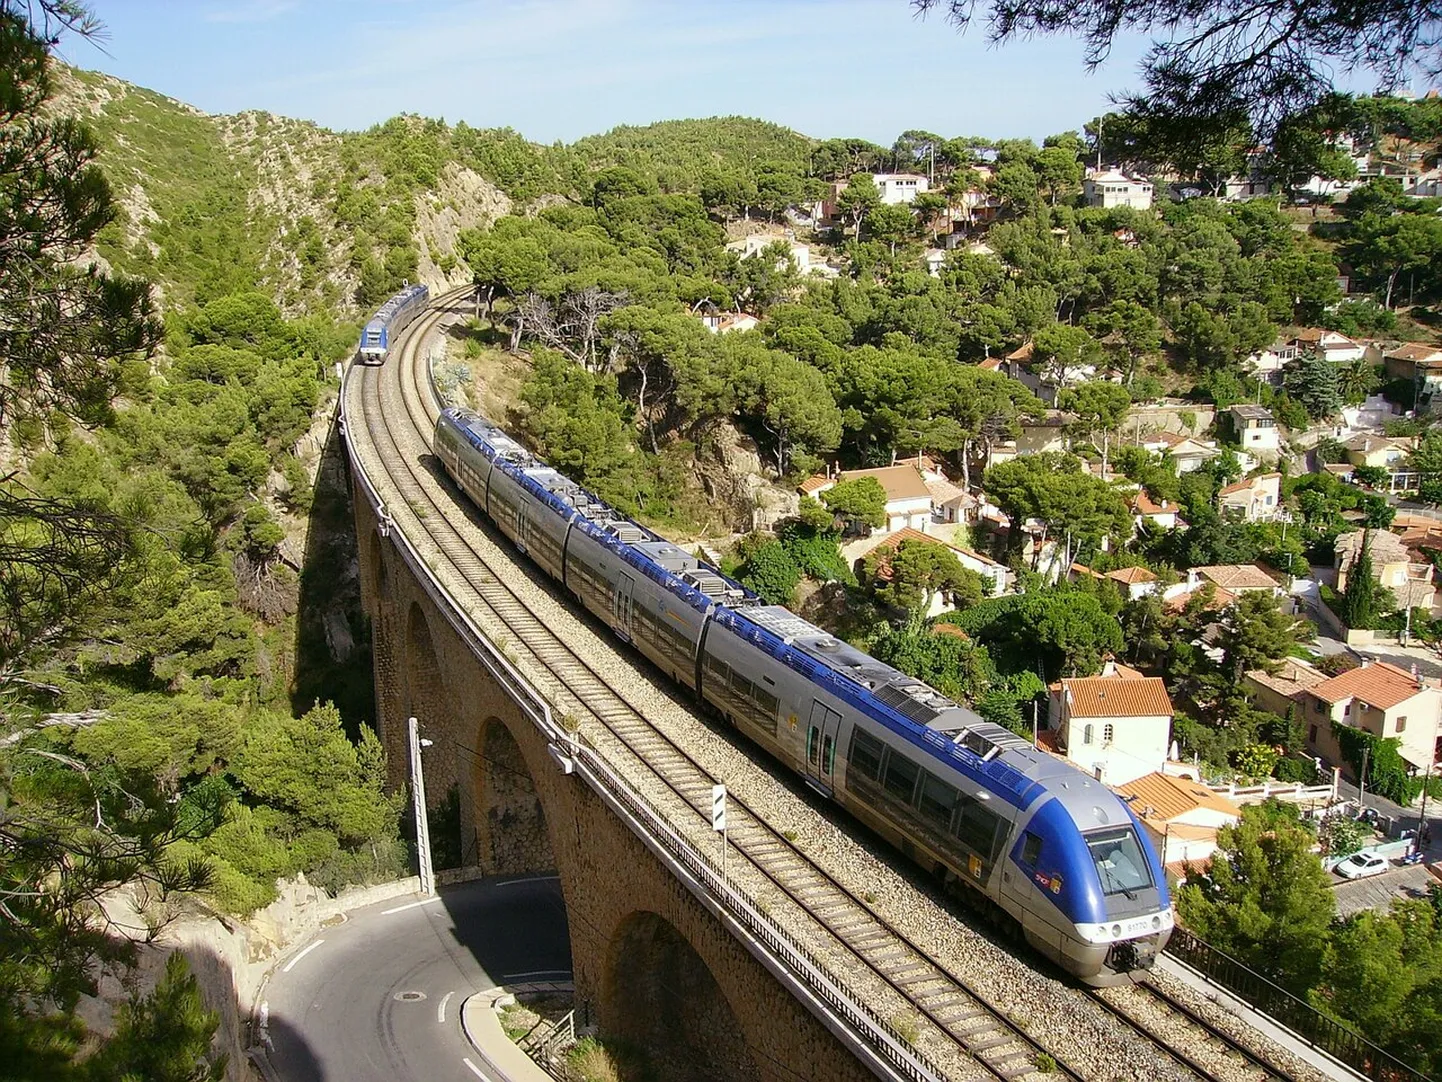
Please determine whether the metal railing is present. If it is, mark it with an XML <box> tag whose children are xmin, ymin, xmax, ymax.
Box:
<box><xmin>1165</xmin><ymin>927</ymin><xmax>1430</xmax><ymax>1082</ymax></box>
<box><xmin>337</xmin><ymin>342</ymin><xmax>947</xmax><ymax>1082</ymax></box>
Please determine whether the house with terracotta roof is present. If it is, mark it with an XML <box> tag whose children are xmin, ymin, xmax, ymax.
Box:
<box><xmin>1344</xmin><ymin>433</ymin><xmax>1413</xmax><ymax>469</ymax></box>
<box><xmin>797</xmin><ymin>463</ymin><xmax>934</xmax><ymax>534</ymax></box>
<box><xmin>861</xmin><ymin>527</ymin><xmax>1008</xmax><ymax>615</ymax></box>
<box><xmin>1217</xmin><ymin>473</ymin><xmax>1281</xmax><ymax>522</ymax></box>
<box><xmin>1382</xmin><ymin>342</ymin><xmax>1442</xmax><ymax>391</ymax></box>
<box><xmin>1293</xmin><ymin>327</ymin><xmax>1366</xmax><ymax>364</ymax></box>
<box><xmin>1298</xmin><ymin>660</ymin><xmax>1442</xmax><ymax>774</ymax></box>
<box><xmin>1191</xmin><ymin>564</ymin><xmax>1285</xmax><ymax>595</ymax></box>
<box><xmin>1138</xmin><ymin>431</ymin><xmax>1222</xmax><ymax>474</ymax></box>
<box><xmin>1244</xmin><ymin>657</ymin><xmax>1328</xmax><ymax>718</ymax></box>
<box><xmin>1046</xmin><ymin>670</ymin><xmax>1175</xmax><ymax>785</ymax></box>
<box><xmin>1116</xmin><ymin>772</ymin><xmax>1243</xmax><ymax>868</ymax></box>
<box><xmin>1130</xmin><ymin>490</ymin><xmax>1183</xmax><ymax>531</ymax></box>
<box><xmin>1106</xmin><ymin>565</ymin><xmax>1160</xmax><ymax>600</ymax></box>
<box><xmin>1334</xmin><ymin>528</ymin><xmax>1436</xmax><ymax>611</ymax></box>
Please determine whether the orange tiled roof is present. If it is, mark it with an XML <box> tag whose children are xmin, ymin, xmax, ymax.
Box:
<box><xmin>1131</xmin><ymin>491</ymin><xmax>1176</xmax><ymax>515</ymax></box>
<box><xmin>1246</xmin><ymin>658</ymin><xmax>1327</xmax><ymax>699</ymax></box>
<box><xmin>799</xmin><ymin>475</ymin><xmax>831</xmax><ymax>494</ymax></box>
<box><xmin>1196</xmin><ymin>564</ymin><xmax>1279</xmax><ymax>590</ymax></box>
<box><xmin>1117</xmin><ymin>772</ymin><xmax>1242</xmax><ymax>822</ymax></box>
<box><xmin>1061</xmin><ymin>675</ymin><xmax>1173</xmax><ymax>718</ymax></box>
<box><xmin>1006</xmin><ymin>341</ymin><xmax>1034</xmax><ymax>363</ymax></box>
<box><xmin>1311</xmin><ymin>661</ymin><xmax>1426</xmax><ymax>710</ymax></box>
<box><xmin>839</xmin><ymin>464</ymin><xmax>930</xmax><ymax>502</ymax></box>
<box><xmin>978</xmin><ymin>356</ymin><xmax>1004</xmax><ymax>371</ymax></box>
<box><xmin>1386</xmin><ymin>342</ymin><xmax>1442</xmax><ymax>362</ymax></box>
<box><xmin>1107</xmin><ymin>566</ymin><xmax>1157</xmax><ymax>584</ymax></box>
<box><xmin>1165</xmin><ymin>585</ymin><xmax>1236</xmax><ymax>613</ymax></box>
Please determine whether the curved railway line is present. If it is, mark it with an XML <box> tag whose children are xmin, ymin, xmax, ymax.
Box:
<box><xmin>344</xmin><ymin>290</ymin><xmax>1313</xmax><ymax>1082</ymax></box>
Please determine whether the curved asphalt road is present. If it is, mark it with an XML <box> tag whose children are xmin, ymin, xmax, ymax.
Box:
<box><xmin>259</xmin><ymin>877</ymin><xmax>571</xmax><ymax>1082</ymax></box>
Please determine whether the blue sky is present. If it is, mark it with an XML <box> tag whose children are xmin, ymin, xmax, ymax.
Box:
<box><xmin>71</xmin><ymin>0</ymin><xmax>1154</xmax><ymax>144</ymax></box>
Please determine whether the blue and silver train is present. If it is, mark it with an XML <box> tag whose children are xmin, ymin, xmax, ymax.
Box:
<box><xmin>434</xmin><ymin>405</ymin><xmax>1173</xmax><ymax>984</ymax></box>
<box><xmin>357</xmin><ymin>284</ymin><xmax>429</xmax><ymax>365</ymax></box>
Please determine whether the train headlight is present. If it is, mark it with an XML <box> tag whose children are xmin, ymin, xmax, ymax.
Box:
<box><xmin>1152</xmin><ymin>916</ymin><xmax>1161</xmax><ymax>930</ymax></box>
<box><xmin>1111</xmin><ymin>923</ymin><xmax>1122</xmax><ymax>938</ymax></box>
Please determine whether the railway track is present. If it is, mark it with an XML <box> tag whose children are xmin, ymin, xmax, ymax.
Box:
<box><xmin>344</xmin><ymin>293</ymin><xmax>1307</xmax><ymax>1082</ymax></box>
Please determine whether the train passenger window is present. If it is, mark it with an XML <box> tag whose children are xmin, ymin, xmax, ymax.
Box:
<box><xmin>918</xmin><ymin>774</ymin><xmax>958</xmax><ymax>825</ymax></box>
<box><xmin>1021</xmin><ymin>831</ymin><xmax>1042</xmax><ymax>865</ymax></box>
<box><xmin>955</xmin><ymin>795</ymin><xmax>1001</xmax><ymax>859</ymax></box>
<box><xmin>808</xmin><ymin>726</ymin><xmax>820</xmax><ymax>767</ymax></box>
<box><xmin>755</xmin><ymin>689</ymin><xmax>779</xmax><ymax>716</ymax></box>
<box><xmin>882</xmin><ymin>752</ymin><xmax>921</xmax><ymax>803</ymax></box>
<box><xmin>822</xmin><ymin>734</ymin><xmax>835</xmax><ymax>776</ymax></box>
<box><xmin>848</xmin><ymin>730</ymin><xmax>885</xmax><ymax>781</ymax></box>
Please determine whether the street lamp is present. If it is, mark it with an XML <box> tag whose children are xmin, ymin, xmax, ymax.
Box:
<box><xmin>408</xmin><ymin>716</ymin><xmax>436</xmax><ymax>898</ymax></box>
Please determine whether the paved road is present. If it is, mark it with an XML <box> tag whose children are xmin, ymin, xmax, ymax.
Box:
<box><xmin>1331</xmin><ymin>862</ymin><xmax>1439</xmax><ymax>916</ymax></box>
<box><xmin>260</xmin><ymin>876</ymin><xmax>571</xmax><ymax>1082</ymax></box>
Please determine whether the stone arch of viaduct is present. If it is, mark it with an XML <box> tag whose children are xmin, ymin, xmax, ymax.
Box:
<box><xmin>353</xmin><ymin>493</ymin><xmax>877</xmax><ymax>1082</ymax></box>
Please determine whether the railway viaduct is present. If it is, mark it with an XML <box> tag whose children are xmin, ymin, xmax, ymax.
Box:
<box><xmin>349</xmin><ymin>415</ymin><xmax>897</xmax><ymax>1082</ymax></box>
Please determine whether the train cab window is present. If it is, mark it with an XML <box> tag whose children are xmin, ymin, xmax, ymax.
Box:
<box><xmin>1087</xmin><ymin>828</ymin><xmax>1152</xmax><ymax>896</ymax></box>
<box><xmin>848</xmin><ymin>730</ymin><xmax>884</xmax><ymax>782</ymax></box>
<box><xmin>1021</xmin><ymin>831</ymin><xmax>1043</xmax><ymax>866</ymax></box>
<box><xmin>882</xmin><ymin>752</ymin><xmax>921</xmax><ymax>803</ymax></box>
<box><xmin>918</xmin><ymin>774</ymin><xmax>958</xmax><ymax>826</ymax></box>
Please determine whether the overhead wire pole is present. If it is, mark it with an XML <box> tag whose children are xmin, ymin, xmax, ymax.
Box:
<box><xmin>409</xmin><ymin>715</ymin><xmax>436</xmax><ymax>897</ymax></box>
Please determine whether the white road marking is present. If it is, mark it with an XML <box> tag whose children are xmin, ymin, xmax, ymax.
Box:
<box><xmin>281</xmin><ymin>939</ymin><xmax>325</xmax><ymax>974</ymax></box>
<box><xmin>504</xmin><ymin>970</ymin><xmax>572</xmax><ymax>980</ymax></box>
<box><xmin>495</xmin><ymin>874</ymin><xmax>560</xmax><ymax>887</ymax></box>
<box><xmin>381</xmin><ymin>896</ymin><xmax>444</xmax><ymax>915</ymax></box>
<box><xmin>437</xmin><ymin>990</ymin><xmax>454</xmax><ymax>1024</ymax></box>
<box><xmin>463</xmin><ymin>1057</ymin><xmax>493</xmax><ymax>1080</ymax></box>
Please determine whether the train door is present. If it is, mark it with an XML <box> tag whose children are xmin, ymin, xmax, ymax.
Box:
<box><xmin>804</xmin><ymin>700</ymin><xmax>843</xmax><ymax>793</ymax></box>
<box><xmin>515</xmin><ymin>502</ymin><xmax>529</xmax><ymax>555</ymax></box>
<box><xmin>612</xmin><ymin>573</ymin><xmax>634</xmax><ymax>641</ymax></box>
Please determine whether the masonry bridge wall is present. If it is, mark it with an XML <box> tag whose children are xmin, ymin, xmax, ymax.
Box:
<box><xmin>352</xmin><ymin>492</ymin><xmax>877</xmax><ymax>1082</ymax></box>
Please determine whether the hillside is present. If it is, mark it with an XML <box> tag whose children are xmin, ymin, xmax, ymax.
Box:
<box><xmin>54</xmin><ymin>71</ymin><xmax>838</xmax><ymax>323</ymax></box>
<box><xmin>54</xmin><ymin>67</ymin><xmax>516</xmax><ymax>318</ymax></box>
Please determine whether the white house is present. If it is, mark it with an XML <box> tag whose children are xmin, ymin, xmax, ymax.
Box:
<box><xmin>800</xmin><ymin>464</ymin><xmax>934</xmax><ymax>535</ymax></box>
<box><xmin>1217</xmin><ymin>473</ymin><xmax>1282</xmax><ymax>522</ymax></box>
<box><xmin>1229</xmin><ymin>403</ymin><xmax>1281</xmax><ymax>455</ymax></box>
<box><xmin>1083</xmin><ymin>169</ymin><xmax>1154</xmax><ymax>210</ymax></box>
<box><xmin>1046</xmin><ymin>669</ymin><xmax>1175</xmax><ymax>785</ymax></box>
<box><xmin>1144</xmin><ymin>431</ymin><xmax>1222</xmax><ymax>473</ymax></box>
<box><xmin>1294</xmin><ymin>328</ymin><xmax>1366</xmax><ymax>364</ymax></box>
<box><xmin>1246</xmin><ymin>337</ymin><xmax>1298</xmax><ymax>381</ymax></box>
<box><xmin>860</xmin><ymin>527</ymin><xmax>1009</xmax><ymax>616</ymax></box>
<box><xmin>872</xmin><ymin>173</ymin><xmax>930</xmax><ymax>205</ymax></box>
<box><xmin>697</xmin><ymin>311</ymin><xmax>760</xmax><ymax>335</ymax></box>
<box><xmin>1116</xmin><ymin>772</ymin><xmax>1243</xmax><ymax>869</ymax></box>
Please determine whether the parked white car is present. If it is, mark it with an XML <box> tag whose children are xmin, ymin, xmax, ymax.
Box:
<box><xmin>1334</xmin><ymin>852</ymin><xmax>1389</xmax><ymax>880</ymax></box>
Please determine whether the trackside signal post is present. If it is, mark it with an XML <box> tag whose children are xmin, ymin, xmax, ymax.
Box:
<box><xmin>712</xmin><ymin>783</ymin><xmax>728</xmax><ymax>880</ymax></box>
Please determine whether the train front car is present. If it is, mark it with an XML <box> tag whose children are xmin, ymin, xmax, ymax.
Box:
<box><xmin>1004</xmin><ymin>774</ymin><xmax>1172</xmax><ymax>984</ymax></box>
<box><xmin>356</xmin><ymin>314</ymin><xmax>388</xmax><ymax>364</ymax></box>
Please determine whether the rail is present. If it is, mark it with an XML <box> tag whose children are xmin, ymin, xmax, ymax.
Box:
<box><xmin>1165</xmin><ymin>927</ymin><xmax>1430</xmax><ymax>1082</ymax></box>
<box><xmin>337</xmin><ymin>306</ymin><xmax>948</xmax><ymax>1082</ymax></box>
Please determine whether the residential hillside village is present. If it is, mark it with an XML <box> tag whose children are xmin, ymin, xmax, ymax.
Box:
<box><xmin>562</xmin><ymin>95</ymin><xmax>1442</xmax><ymax>885</ymax></box>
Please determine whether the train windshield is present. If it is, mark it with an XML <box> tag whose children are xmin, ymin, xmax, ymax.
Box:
<box><xmin>1086</xmin><ymin>828</ymin><xmax>1152</xmax><ymax>898</ymax></box>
